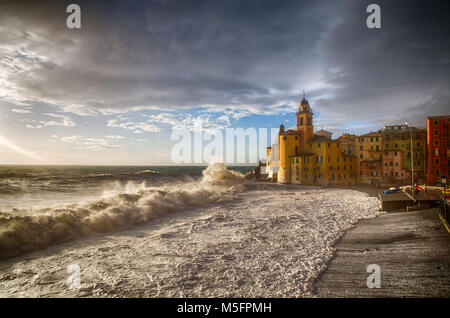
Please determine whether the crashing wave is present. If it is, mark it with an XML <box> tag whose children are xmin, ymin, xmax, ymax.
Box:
<box><xmin>201</xmin><ymin>162</ymin><xmax>246</xmax><ymax>184</ymax></box>
<box><xmin>0</xmin><ymin>163</ymin><xmax>245</xmax><ymax>259</ymax></box>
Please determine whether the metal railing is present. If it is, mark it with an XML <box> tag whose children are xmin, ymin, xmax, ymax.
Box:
<box><xmin>440</xmin><ymin>197</ymin><xmax>450</xmax><ymax>225</ymax></box>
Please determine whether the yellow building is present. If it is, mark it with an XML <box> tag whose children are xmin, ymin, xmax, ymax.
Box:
<box><xmin>268</xmin><ymin>95</ymin><xmax>357</xmax><ymax>186</ymax></box>
<box><xmin>355</xmin><ymin>131</ymin><xmax>383</xmax><ymax>184</ymax></box>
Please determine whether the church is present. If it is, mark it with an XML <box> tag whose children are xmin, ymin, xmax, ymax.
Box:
<box><xmin>266</xmin><ymin>94</ymin><xmax>357</xmax><ymax>185</ymax></box>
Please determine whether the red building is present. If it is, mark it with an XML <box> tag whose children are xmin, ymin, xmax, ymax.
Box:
<box><xmin>361</xmin><ymin>159</ymin><xmax>382</xmax><ymax>185</ymax></box>
<box><xmin>427</xmin><ymin>116</ymin><xmax>450</xmax><ymax>184</ymax></box>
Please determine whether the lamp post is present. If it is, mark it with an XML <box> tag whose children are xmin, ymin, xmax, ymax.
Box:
<box><xmin>406</xmin><ymin>121</ymin><xmax>414</xmax><ymax>201</ymax></box>
<box><xmin>442</xmin><ymin>175</ymin><xmax>448</xmax><ymax>219</ymax></box>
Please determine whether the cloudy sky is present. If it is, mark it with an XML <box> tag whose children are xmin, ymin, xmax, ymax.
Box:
<box><xmin>0</xmin><ymin>0</ymin><xmax>449</xmax><ymax>164</ymax></box>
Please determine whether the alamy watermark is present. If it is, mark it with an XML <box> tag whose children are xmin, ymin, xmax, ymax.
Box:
<box><xmin>366</xmin><ymin>4</ymin><xmax>381</xmax><ymax>29</ymax></box>
<box><xmin>66</xmin><ymin>4</ymin><xmax>81</xmax><ymax>29</ymax></box>
<box><xmin>366</xmin><ymin>264</ymin><xmax>381</xmax><ymax>288</ymax></box>
<box><xmin>170</xmin><ymin>126</ymin><xmax>279</xmax><ymax>164</ymax></box>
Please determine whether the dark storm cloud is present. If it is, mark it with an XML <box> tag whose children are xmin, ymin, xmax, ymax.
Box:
<box><xmin>0</xmin><ymin>0</ymin><xmax>332</xmax><ymax>115</ymax></box>
<box><xmin>0</xmin><ymin>0</ymin><xmax>448</xmax><ymax>128</ymax></box>
<box><xmin>316</xmin><ymin>0</ymin><xmax>450</xmax><ymax>127</ymax></box>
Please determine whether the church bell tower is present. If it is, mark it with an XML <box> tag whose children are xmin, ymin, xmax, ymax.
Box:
<box><xmin>296</xmin><ymin>92</ymin><xmax>314</xmax><ymax>145</ymax></box>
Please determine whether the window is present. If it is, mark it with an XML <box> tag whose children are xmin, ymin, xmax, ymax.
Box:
<box><xmin>434</xmin><ymin>120</ymin><xmax>438</xmax><ymax>125</ymax></box>
<box><xmin>283</xmin><ymin>136</ymin><xmax>287</xmax><ymax>140</ymax></box>
<box><xmin>376</xmin><ymin>137</ymin><xmax>379</xmax><ymax>142</ymax></box>
<box><xmin>394</xmin><ymin>143</ymin><xmax>398</xmax><ymax>148</ymax></box>
<box><xmin>300</xmin><ymin>117</ymin><xmax>303</xmax><ymax>126</ymax></box>
<box><xmin>307</xmin><ymin>118</ymin><xmax>310</xmax><ymax>125</ymax></box>
<box><xmin>318</xmin><ymin>143</ymin><xmax>321</xmax><ymax>148</ymax></box>
<box><xmin>370</xmin><ymin>137</ymin><xmax>373</xmax><ymax>142</ymax></box>
<box><xmin>435</xmin><ymin>148</ymin><xmax>439</xmax><ymax>155</ymax></box>
<box><xmin>434</xmin><ymin>130</ymin><xmax>438</xmax><ymax>136</ymax></box>
<box><xmin>435</xmin><ymin>170</ymin><xmax>440</xmax><ymax>176</ymax></box>
<box><xmin>360</xmin><ymin>146</ymin><xmax>363</xmax><ymax>150</ymax></box>
<box><xmin>435</xmin><ymin>158</ymin><xmax>439</xmax><ymax>165</ymax></box>
<box><xmin>395</xmin><ymin>162</ymin><xmax>398</xmax><ymax>166</ymax></box>
<box><xmin>435</xmin><ymin>140</ymin><xmax>439</xmax><ymax>146</ymax></box>
<box><xmin>394</xmin><ymin>151</ymin><xmax>397</xmax><ymax>156</ymax></box>
<box><xmin>360</xmin><ymin>154</ymin><xmax>363</xmax><ymax>159</ymax></box>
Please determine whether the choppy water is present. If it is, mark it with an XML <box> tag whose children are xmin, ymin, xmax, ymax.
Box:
<box><xmin>0</xmin><ymin>165</ymin><xmax>254</xmax><ymax>209</ymax></box>
<box><xmin>0</xmin><ymin>164</ymin><xmax>253</xmax><ymax>259</ymax></box>
<box><xmin>0</xmin><ymin>164</ymin><xmax>379</xmax><ymax>297</ymax></box>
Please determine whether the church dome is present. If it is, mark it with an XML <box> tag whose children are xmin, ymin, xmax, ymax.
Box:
<box><xmin>298</xmin><ymin>93</ymin><xmax>311</xmax><ymax>113</ymax></box>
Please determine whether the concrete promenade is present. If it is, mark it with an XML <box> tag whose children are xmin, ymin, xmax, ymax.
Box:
<box><xmin>314</xmin><ymin>208</ymin><xmax>450</xmax><ymax>297</ymax></box>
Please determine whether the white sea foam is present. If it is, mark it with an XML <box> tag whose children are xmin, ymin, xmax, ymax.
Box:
<box><xmin>0</xmin><ymin>182</ymin><xmax>379</xmax><ymax>297</ymax></box>
<box><xmin>0</xmin><ymin>163</ymin><xmax>380</xmax><ymax>297</ymax></box>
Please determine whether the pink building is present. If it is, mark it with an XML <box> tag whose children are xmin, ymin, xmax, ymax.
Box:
<box><xmin>382</xmin><ymin>150</ymin><xmax>410</xmax><ymax>184</ymax></box>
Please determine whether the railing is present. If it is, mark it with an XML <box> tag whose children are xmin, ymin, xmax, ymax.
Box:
<box><xmin>440</xmin><ymin>196</ymin><xmax>450</xmax><ymax>226</ymax></box>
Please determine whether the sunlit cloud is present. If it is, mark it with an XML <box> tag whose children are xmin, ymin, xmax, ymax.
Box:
<box><xmin>60</xmin><ymin>135</ymin><xmax>123</xmax><ymax>151</ymax></box>
<box><xmin>11</xmin><ymin>108</ymin><xmax>33</xmax><ymax>114</ymax></box>
<box><xmin>106</xmin><ymin>119</ymin><xmax>160</xmax><ymax>134</ymax></box>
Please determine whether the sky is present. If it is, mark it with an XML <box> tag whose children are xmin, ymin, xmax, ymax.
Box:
<box><xmin>0</xmin><ymin>0</ymin><xmax>449</xmax><ymax>165</ymax></box>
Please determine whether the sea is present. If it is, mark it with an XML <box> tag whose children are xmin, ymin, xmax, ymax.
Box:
<box><xmin>0</xmin><ymin>163</ymin><xmax>379</xmax><ymax>297</ymax></box>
